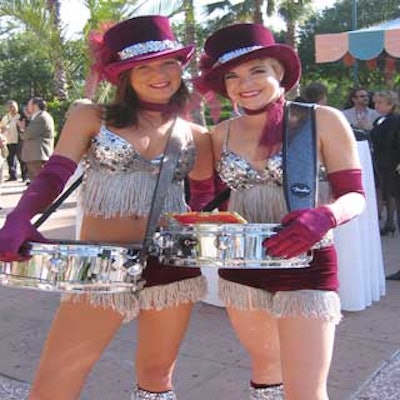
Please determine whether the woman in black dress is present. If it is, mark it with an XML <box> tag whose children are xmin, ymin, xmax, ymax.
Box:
<box><xmin>370</xmin><ymin>90</ymin><xmax>400</xmax><ymax>236</ymax></box>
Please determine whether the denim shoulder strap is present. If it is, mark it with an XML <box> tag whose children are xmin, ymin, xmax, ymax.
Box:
<box><xmin>283</xmin><ymin>101</ymin><xmax>317</xmax><ymax>211</ymax></box>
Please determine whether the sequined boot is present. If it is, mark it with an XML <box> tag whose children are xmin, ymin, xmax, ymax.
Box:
<box><xmin>131</xmin><ymin>386</ymin><xmax>177</xmax><ymax>400</ymax></box>
<box><xmin>250</xmin><ymin>384</ymin><xmax>284</xmax><ymax>399</ymax></box>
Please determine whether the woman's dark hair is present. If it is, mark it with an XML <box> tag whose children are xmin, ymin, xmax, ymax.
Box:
<box><xmin>104</xmin><ymin>70</ymin><xmax>190</xmax><ymax>128</ymax></box>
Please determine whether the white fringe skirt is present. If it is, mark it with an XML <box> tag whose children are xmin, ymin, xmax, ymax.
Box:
<box><xmin>219</xmin><ymin>278</ymin><xmax>342</xmax><ymax>324</ymax></box>
<box><xmin>61</xmin><ymin>275</ymin><xmax>207</xmax><ymax>323</ymax></box>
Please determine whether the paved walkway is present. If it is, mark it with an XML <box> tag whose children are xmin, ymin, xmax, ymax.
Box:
<box><xmin>0</xmin><ymin>180</ymin><xmax>399</xmax><ymax>399</ymax></box>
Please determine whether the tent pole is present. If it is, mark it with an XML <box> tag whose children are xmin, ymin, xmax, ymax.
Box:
<box><xmin>352</xmin><ymin>0</ymin><xmax>358</xmax><ymax>85</ymax></box>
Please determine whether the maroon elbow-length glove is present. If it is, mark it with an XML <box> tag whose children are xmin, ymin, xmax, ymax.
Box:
<box><xmin>0</xmin><ymin>155</ymin><xmax>77</xmax><ymax>261</ymax></box>
<box><xmin>265</xmin><ymin>169</ymin><xmax>365</xmax><ymax>259</ymax></box>
<box><xmin>188</xmin><ymin>175</ymin><xmax>215</xmax><ymax>211</ymax></box>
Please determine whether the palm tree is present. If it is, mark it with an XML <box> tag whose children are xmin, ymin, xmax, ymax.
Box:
<box><xmin>278</xmin><ymin>0</ymin><xmax>313</xmax><ymax>50</ymax></box>
<box><xmin>0</xmin><ymin>0</ymin><xmax>70</xmax><ymax>99</ymax></box>
<box><xmin>47</xmin><ymin>0</ymin><xmax>68</xmax><ymax>100</ymax></box>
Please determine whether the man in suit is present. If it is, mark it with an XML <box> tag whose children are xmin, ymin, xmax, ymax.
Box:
<box><xmin>17</xmin><ymin>97</ymin><xmax>55</xmax><ymax>180</ymax></box>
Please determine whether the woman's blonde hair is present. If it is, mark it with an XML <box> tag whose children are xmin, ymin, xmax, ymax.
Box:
<box><xmin>7</xmin><ymin>100</ymin><xmax>19</xmax><ymax>113</ymax></box>
<box><xmin>373</xmin><ymin>90</ymin><xmax>399</xmax><ymax>112</ymax></box>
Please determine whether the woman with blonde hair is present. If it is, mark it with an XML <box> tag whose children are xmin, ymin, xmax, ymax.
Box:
<box><xmin>371</xmin><ymin>90</ymin><xmax>400</xmax><ymax>237</ymax></box>
<box><xmin>197</xmin><ymin>23</ymin><xmax>365</xmax><ymax>399</ymax></box>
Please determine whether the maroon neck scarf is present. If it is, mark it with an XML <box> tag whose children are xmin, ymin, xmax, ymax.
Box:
<box><xmin>138</xmin><ymin>100</ymin><xmax>179</xmax><ymax>115</ymax></box>
<box><xmin>242</xmin><ymin>96</ymin><xmax>285</xmax><ymax>147</ymax></box>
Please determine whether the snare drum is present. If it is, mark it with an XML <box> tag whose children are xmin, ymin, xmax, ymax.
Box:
<box><xmin>153</xmin><ymin>223</ymin><xmax>313</xmax><ymax>268</ymax></box>
<box><xmin>0</xmin><ymin>240</ymin><xmax>142</xmax><ymax>293</ymax></box>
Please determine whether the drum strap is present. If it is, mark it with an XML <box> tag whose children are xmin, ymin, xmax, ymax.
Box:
<box><xmin>283</xmin><ymin>101</ymin><xmax>317</xmax><ymax>211</ymax></box>
<box><xmin>140</xmin><ymin>117</ymin><xmax>182</xmax><ymax>261</ymax></box>
<box><xmin>201</xmin><ymin>187</ymin><xmax>231</xmax><ymax>212</ymax></box>
<box><xmin>33</xmin><ymin>174</ymin><xmax>84</xmax><ymax>228</ymax></box>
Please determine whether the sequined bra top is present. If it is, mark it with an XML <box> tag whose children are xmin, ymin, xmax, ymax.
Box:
<box><xmin>216</xmin><ymin>123</ymin><xmax>283</xmax><ymax>190</ymax></box>
<box><xmin>80</xmin><ymin>118</ymin><xmax>196</xmax><ymax>218</ymax></box>
<box><xmin>215</xmin><ymin>120</ymin><xmax>330</xmax><ymax>223</ymax></box>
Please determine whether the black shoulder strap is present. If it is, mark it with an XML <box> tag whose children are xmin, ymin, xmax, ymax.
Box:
<box><xmin>33</xmin><ymin>174</ymin><xmax>84</xmax><ymax>229</ymax></box>
<box><xmin>201</xmin><ymin>186</ymin><xmax>231</xmax><ymax>212</ymax></box>
<box><xmin>141</xmin><ymin>117</ymin><xmax>182</xmax><ymax>256</ymax></box>
<box><xmin>283</xmin><ymin>101</ymin><xmax>317</xmax><ymax>212</ymax></box>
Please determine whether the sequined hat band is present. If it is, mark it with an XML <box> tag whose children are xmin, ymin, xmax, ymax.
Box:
<box><xmin>214</xmin><ymin>45</ymin><xmax>263</xmax><ymax>66</ymax></box>
<box><xmin>118</xmin><ymin>40</ymin><xmax>182</xmax><ymax>61</ymax></box>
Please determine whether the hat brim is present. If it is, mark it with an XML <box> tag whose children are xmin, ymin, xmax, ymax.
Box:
<box><xmin>103</xmin><ymin>45</ymin><xmax>195</xmax><ymax>85</ymax></box>
<box><xmin>203</xmin><ymin>45</ymin><xmax>301</xmax><ymax>97</ymax></box>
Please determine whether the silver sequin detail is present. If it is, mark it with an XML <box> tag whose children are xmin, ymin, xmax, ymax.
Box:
<box><xmin>218</xmin><ymin>149</ymin><xmax>332</xmax><ymax>223</ymax></box>
<box><xmin>250</xmin><ymin>384</ymin><xmax>284</xmax><ymax>399</ymax></box>
<box><xmin>216</xmin><ymin>150</ymin><xmax>283</xmax><ymax>190</ymax></box>
<box><xmin>119</xmin><ymin>40</ymin><xmax>181</xmax><ymax>60</ymax></box>
<box><xmin>86</xmin><ymin>124</ymin><xmax>195</xmax><ymax>179</ymax></box>
<box><xmin>132</xmin><ymin>387</ymin><xmax>177</xmax><ymax>400</ymax></box>
<box><xmin>215</xmin><ymin>45</ymin><xmax>263</xmax><ymax>66</ymax></box>
<box><xmin>80</xmin><ymin>120</ymin><xmax>196</xmax><ymax>218</ymax></box>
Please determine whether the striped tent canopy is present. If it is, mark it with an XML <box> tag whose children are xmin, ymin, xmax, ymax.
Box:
<box><xmin>315</xmin><ymin>18</ymin><xmax>400</xmax><ymax>64</ymax></box>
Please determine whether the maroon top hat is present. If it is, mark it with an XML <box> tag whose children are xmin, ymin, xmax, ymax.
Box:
<box><xmin>94</xmin><ymin>16</ymin><xmax>194</xmax><ymax>84</ymax></box>
<box><xmin>199</xmin><ymin>23</ymin><xmax>301</xmax><ymax>97</ymax></box>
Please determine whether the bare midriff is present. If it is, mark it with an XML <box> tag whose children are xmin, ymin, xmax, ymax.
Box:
<box><xmin>79</xmin><ymin>215</ymin><xmax>148</xmax><ymax>247</ymax></box>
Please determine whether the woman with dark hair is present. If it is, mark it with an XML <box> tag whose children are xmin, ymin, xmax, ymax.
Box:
<box><xmin>0</xmin><ymin>16</ymin><xmax>214</xmax><ymax>400</ymax></box>
<box><xmin>197</xmin><ymin>23</ymin><xmax>365</xmax><ymax>399</ymax></box>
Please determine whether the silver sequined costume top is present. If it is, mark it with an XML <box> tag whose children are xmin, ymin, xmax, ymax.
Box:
<box><xmin>216</xmin><ymin>122</ymin><xmax>331</xmax><ymax>223</ymax></box>
<box><xmin>79</xmin><ymin>118</ymin><xmax>196</xmax><ymax>218</ymax></box>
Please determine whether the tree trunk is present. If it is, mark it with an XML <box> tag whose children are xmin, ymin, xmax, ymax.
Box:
<box><xmin>183</xmin><ymin>0</ymin><xmax>206</xmax><ymax>125</ymax></box>
<box><xmin>254</xmin><ymin>0</ymin><xmax>264</xmax><ymax>24</ymax></box>
<box><xmin>48</xmin><ymin>0</ymin><xmax>68</xmax><ymax>100</ymax></box>
<box><xmin>285</xmin><ymin>20</ymin><xmax>297</xmax><ymax>50</ymax></box>
<box><xmin>285</xmin><ymin>19</ymin><xmax>299</xmax><ymax>97</ymax></box>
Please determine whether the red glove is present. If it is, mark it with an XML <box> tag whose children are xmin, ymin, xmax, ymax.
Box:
<box><xmin>265</xmin><ymin>206</ymin><xmax>336</xmax><ymax>259</ymax></box>
<box><xmin>265</xmin><ymin>168</ymin><xmax>365</xmax><ymax>258</ymax></box>
<box><xmin>188</xmin><ymin>176</ymin><xmax>215</xmax><ymax>211</ymax></box>
<box><xmin>0</xmin><ymin>214</ymin><xmax>47</xmax><ymax>261</ymax></box>
<box><xmin>0</xmin><ymin>154</ymin><xmax>77</xmax><ymax>261</ymax></box>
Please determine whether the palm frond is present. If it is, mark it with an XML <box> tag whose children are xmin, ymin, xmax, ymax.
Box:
<box><xmin>0</xmin><ymin>0</ymin><xmax>53</xmax><ymax>38</ymax></box>
<box><xmin>126</xmin><ymin>0</ymin><xmax>184</xmax><ymax>17</ymax></box>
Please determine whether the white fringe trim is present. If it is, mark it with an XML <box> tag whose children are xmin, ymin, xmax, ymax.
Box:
<box><xmin>79</xmin><ymin>171</ymin><xmax>187</xmax><ymax>219</ymax></box>
<box><xmin>318</xmin><ymin>179</ymin><xmax>333</xmax><ymax>206</ymax></box>
<box><xmin>229</xmin><ymin>185</ymin><xmax>287</xmax><ymax>223</ymax></box>
<box><xmin>60</xmin><ymin>276</ymin><xmax>207</xmax><ymax>322</ymax></box>
<box><xmin>219</xmin><ymin>278</ymin><xmax>342</xmax><ymax>324</ymax></box>
<box><xmin>229</xmin><ymin>181</ymin><xmax>333</xmax><ymax>223</ymax></box>
<box><xmin>272</xmin><ymin>290</ymin><xmax>342</xmax><ymax>324</ymax></box>
<box><xmin>61</xmin><ymin>291</ymin><xmax>140</xmax><ymax>323</ymax></box>
<box><xmin>219</xmin><ymin>278</ymin><xmax>274</xmax><ymax>310</ymax></box>
<box><xmin>139</xmin><ymin>275</ymin><xmax>207</xmax><ymax>310</ymax></box>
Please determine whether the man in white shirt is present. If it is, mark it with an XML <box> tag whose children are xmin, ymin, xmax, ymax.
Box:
<box><xmin>342</xmin><ymin>87</ymin><xmax>380</xmax><ymax>131</ymax></box>
<box><xmin>0</xmin><ymin>100</ymin><xmax>20</xmax><ymax>181</ymax></box>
